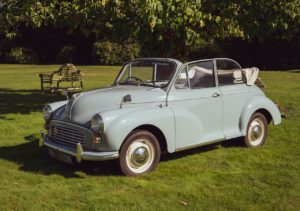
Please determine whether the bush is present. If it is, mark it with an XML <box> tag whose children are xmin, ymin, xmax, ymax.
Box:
<box><xmin>57</xmin><ymin>45</ymin><xmax>77</xmax><ymax>63</ymax></box>
<box><xmin>121</xmin><ymin>40</ymin><xmax>141</xmax><ymax>63</ymax></box>
<box><xmin>92</xmin><ymin>40</ymin><xmax>140</xmax><ymax>65</ymax></box>
<box><xmin>5</xmin><ymin>47</ymin><xmax>38</xmax><ymax>64</ymax></box>
<box><xmin>0</xmin><ymin>39</ymin><xmax>17</xmax><ymax>63</ymax></box>
<box><xmin>92</xmin><ymin>41</ymin><xmax>120</xmax><ymax>65</ymax></box>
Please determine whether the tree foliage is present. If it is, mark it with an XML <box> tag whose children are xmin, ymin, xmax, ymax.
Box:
<box><xmin>0</xmin><ymin>0</ymin><xmax>299</xmax><ymax>58</ymax></box>
<box><xmin>5</xmin><ymin>47</ymin><xmax>37</xmax><ymax>64</ymax></box>
<box><xmin>92</xmin><ymin>40</ymin><xmax>140</xmax><ymax>65</ymax></box>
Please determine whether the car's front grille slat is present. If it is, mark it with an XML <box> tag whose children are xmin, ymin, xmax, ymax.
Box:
<box><xmin>55</xmin><ymin>130</ymin><xmax>84</xmax><ymax>139</ymax></box>
<box><xmin>50</xmin><ymin>124</ymin><xmax>86</xmax><ymax>147</ymax></box>
<box><xmin>56</xmin><ymin>126</ymin><xmax>83</xmax><ymax>134</ymax></box>
<box><xmin>54</xmin><ymin>136</ymin><xmax>84</xmax><ymax>144</ymax></box>
<box><xmin>56</xmin><ymin>128</ymin><xmax>83</xmax><ymax>137</ymax></box>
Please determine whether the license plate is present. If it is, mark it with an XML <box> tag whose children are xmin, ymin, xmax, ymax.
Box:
<box><xmin>48</xmin><ymin>148</ymin><xmax>73</xmax><ymax>164</ymax></box>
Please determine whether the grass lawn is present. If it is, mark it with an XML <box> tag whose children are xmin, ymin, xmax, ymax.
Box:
<box><xmin>0</xmin><ymin>64</ymin><xmax>299</xmax><ymax>210</ymax></box>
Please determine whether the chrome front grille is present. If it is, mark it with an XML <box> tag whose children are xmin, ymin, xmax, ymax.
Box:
<box><xmin>51</xmin><ymin>124</ymin><xmax>85</xmax><ymax>146</ymax></box>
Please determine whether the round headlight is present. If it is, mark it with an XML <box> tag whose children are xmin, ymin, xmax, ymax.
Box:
<box><xmin>43</xmin><ymin>105</ymin><xmax>52</xmax><ymax>122</ymax></box>
<box><xmin>90</xmin><ymin>114</ymin><xmax>104</xmax><ymax>134</ymax></box>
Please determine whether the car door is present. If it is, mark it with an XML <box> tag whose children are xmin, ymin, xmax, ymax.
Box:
<box><xmin>216</xmin><ymin>58</ymin><xmax>252</xmax><ymax>139</ymax></box>
<box><xmin>167</xmin><ymin>59</ymin><xmax>225</xmax><ymax>151</ymax></box>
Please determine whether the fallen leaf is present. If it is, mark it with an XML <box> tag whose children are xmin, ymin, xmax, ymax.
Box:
<box><xmin>179</xmin><ymin>200</ymin><xmax>188</xmax><ymax>206</ymax></box>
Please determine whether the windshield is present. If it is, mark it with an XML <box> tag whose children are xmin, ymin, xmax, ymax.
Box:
<box><xmin>115</xmin><ymin>60</ymin><xmax>176</xmax><ymax>88</ymax></box>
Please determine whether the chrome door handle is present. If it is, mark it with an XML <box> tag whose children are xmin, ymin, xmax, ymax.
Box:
<box><xmin>213</xmin><ymin>93</ymin><xmax>220</xmax><ymax>97</ymax></box>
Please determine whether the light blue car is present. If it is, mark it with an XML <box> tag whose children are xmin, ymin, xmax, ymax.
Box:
<box><xmin>40</xmin><ymin>58</ymin><xmax>281</xmax><ymax>176</ymax></box>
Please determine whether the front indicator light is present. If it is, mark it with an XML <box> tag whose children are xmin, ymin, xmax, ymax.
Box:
<box><xmin>94</xmin><ymin>136</ymin><xmax>101</xmax><ymax>144</ymax></box>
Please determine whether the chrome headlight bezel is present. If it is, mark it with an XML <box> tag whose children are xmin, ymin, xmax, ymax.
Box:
<box><xmin>43</xmin><ymin>105</ymin><xmax>52</xmax><ymax>122</ymax></box>
<box><xmin>90</xmin><ymin>114</ymin><xmax>104</xmax><ymax>134</ymax></box>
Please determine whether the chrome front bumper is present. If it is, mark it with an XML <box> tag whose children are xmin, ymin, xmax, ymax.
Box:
<box><xmin>39</xmin><ymin>131</ymin><xmax>119</xmax><ymax>163</ymax></box>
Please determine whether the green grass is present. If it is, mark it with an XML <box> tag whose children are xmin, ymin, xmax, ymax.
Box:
<box><xmin>0</xmin><ymin>64</ymin><xmax>299</xmax><ymax>210</ymax></box>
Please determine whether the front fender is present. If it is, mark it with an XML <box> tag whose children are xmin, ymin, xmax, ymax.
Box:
<box><xmin>100</xmin><ymin>106</ymin><xmax>175</xmax><ymax>152</ymax></box>
<box><xmin>48</xmin><ymin>100</ymin><xmax>68</xmax><ymax>111</ymax></box>
<box><xmin>240</xmin><ymin>95</ymin><xmax>281</xmax><ymax>135</ymax></box>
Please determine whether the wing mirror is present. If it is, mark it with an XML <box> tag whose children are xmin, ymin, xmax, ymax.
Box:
<box><xmin>120</xmin><ymin>94</ymin><xmax>131</xmax><ymax>108</ymax></box>
<box><xmin>122</xmin><ymin>94</ymin><xmax>131</xmax><ymax>103</ymax></box>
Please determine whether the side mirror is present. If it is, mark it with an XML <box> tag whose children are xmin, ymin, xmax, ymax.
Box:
<box><xmin>122</xmin><ymin>94</ymin><xmax>132</xmax><ymax>103</ymax></box>
<box><xmin>120</xmin><ymin>94</ymin><xmax>131</xmax><ymax>108</ymax></box>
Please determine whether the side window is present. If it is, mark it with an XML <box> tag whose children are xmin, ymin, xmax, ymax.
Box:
<box><xmin>175</xmin><ymin>66</ymin><xmax>189</xmax><ymax>89</ymax></box>
<box><xmin>188</xmin><ymin>60</ymin><xmax>215</xmax><ymax>88</ymax></box>
<box><xmin>217</xmin><ymin>59</ymin><xmax>244</xmax><ymax>86</ymax></box>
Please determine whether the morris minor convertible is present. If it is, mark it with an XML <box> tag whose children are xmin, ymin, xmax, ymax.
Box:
<box><xmin>39</xmin><ymin>58</ymin><xmax>281</xmax><ymax>176</ymax></box>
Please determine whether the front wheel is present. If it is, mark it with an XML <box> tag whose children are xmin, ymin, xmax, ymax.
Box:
<box><xmin>119</xmin><ymin>130</ymin><xmax>161</xmax><ymax>176</ymax></box>
<box><xmin>244</xmin><ymin>112</ymin><xmax>268</xmax><ymax>148</ymax></box>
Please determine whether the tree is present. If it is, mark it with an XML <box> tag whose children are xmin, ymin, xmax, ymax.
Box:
<box><xmin>0</xmin><ymin>0</ymin><xmax>299</xmax><ymax>58</ymax></box>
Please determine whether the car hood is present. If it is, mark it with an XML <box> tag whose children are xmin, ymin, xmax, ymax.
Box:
<box><xmin>64</xmin><ymin>85</ymin><xmax>167</xmax><ymax>124</ymax></box>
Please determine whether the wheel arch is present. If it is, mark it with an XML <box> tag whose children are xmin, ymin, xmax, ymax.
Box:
<box><xmin>132</xmin><ymin>124</ymin><xmax>168</xmax><ymax>153</ymax></box>
<box><xmin>255</xmin><ymin>108</ymin><xmax>272</xmax><ymax>124</ymax></box>
<box><xmin>240</xmin><ymin>95</ymin><xmax>281</xmax><ymax>136</ymax></box>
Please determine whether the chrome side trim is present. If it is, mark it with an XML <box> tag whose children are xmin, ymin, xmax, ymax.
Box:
<box><xmin>175</xmin><ymin>138</ymin><xmax>226</xmax><ymax>152</ymax></box>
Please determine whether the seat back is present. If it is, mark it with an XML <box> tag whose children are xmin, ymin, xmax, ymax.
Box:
<box><xmin>54</xmin><ymin>63</ymin><xmax>77</xmax><ymax>80</ymax></box>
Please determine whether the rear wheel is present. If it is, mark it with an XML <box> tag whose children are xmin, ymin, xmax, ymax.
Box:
<box><xmin>119</xmin><ymin>130</ymin><xmax>161</xmax><ymax>176</ymax></box>
<box><xmin>244</xmin><ymin>112</ymin><xmax>268</xmax><ymax>148</ymax></box>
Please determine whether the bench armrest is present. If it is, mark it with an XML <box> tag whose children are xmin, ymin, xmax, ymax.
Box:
<box><xmin>39</xmin><ymin>73</ymin><xmax>54</xmax><ymax>78</ymax></box>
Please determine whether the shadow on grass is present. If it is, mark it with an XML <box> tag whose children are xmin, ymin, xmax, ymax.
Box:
<box><xmin>0</xmin><ymin>88</ymin><xmax>82</xmax><ymax>116</ymax></box>
<box><xmin>0</xmin><ymin>135</ymin><xmax>121</xmax><ymax>178</ymax></box>
<box><xmin>0</xmin><ymin>134</ymin><xmax>244</xmax><ymax>177</ymax></box>
<box><xmin>287</xmin><ymin>70</ymin><xmax>300</xmax><ymax>73</ymax></box>
<box><xmin>0</xmin><ymin>88</ymin><xmax>66</xmax><ymax>115</ymax></box>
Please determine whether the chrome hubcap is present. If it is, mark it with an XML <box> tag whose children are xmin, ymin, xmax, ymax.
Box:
<box><xmin>248</xmin><ymin>118</ymin><xmax>264</xmax><ymax>146</ymax></box>
<box><xmin>126</xmin><ymin>139</ymin><xmax>155</xmax><ymax>174</ymax></box>
<box><xmin>132</xmin><ymin>147</ymin><xmax>149</xmax><ymax>167</ymax></box>
<box><xmin>251</xmin><ymin>125</ymin><xmax>262</xmax><ymax>140</ymax></box>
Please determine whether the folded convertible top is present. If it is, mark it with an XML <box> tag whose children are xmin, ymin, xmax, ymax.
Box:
<box><xmin>242</xmin><ymin>67</ymin><xmax>259</xmax><ymax>85</ymax></box>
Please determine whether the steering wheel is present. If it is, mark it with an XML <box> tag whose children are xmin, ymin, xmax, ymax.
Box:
<box><xmin>125</xmin><ymin>76</ymin><xmax>144</xmax><ymax>83</ymax></box>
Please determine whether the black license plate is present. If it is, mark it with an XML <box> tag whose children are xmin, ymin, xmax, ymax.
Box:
<box><xmin>48</xmin><ymin>148</ymin><xmax>73</xmax><ymax>164</ymax></box>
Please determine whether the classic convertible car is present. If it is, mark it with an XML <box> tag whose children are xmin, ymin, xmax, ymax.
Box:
<box><xmin>39</xmin><ymin>58</ymin><xmax>281</xmax><ymax>176</ymax></box>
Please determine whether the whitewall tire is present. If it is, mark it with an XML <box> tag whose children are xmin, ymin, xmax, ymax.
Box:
<box><xmin>119</xmin><ymin>130</ymin><xmax>161</xmax><ymax>176</ymax></box>
<box><xmin>244</xmin><ymin>112</ymin><xmax>268</xmax><ymax>148</ymax></box>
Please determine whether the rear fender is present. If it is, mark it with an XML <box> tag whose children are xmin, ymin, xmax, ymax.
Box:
<box><xmin>240</xmin><ymin>95</ymin><xmax>281</xmax><ymax>136</ymax></box>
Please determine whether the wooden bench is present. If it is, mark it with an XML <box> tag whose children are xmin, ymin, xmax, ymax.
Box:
<box><xmin>39</xmin><ymin>63</ymin><xmax>83</xmax><ymax>91</ymax></box>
